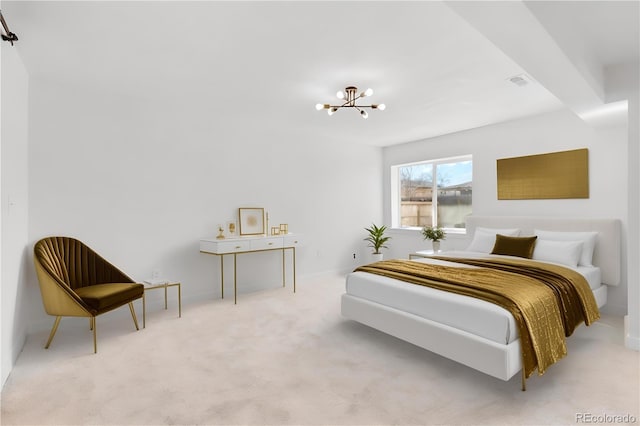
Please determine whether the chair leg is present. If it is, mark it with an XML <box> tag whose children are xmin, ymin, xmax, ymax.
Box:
<box><xmin>45</xmin><ymin>316</ymin><xmax>62</xmax><ymax>349</ymax></box>
<box><xmin>93</xmin><ymin>317</ymin><xmax>97</xmax><ymax>354</ymax></box>
<box><xmin>89</xmin><ymin>317</ymin><xmax>94</xmax><ymax>331</ymax></box>
<box><xmin>142</xmin><ymin>293</ymin><xmax>146</xmax><ymax>329</ymax></box>
<box><xmin>129</xmin><ymin>302</ymin><xmax>140</xmax><ymax>331</ymax></box>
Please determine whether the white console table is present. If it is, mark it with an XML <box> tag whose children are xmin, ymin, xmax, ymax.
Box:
<box><xmin>199</xmin><ymin>234</ymin><xmax>301</xmax><ymax>304</ymax></box>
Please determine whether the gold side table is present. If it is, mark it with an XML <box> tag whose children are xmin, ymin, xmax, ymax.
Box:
<box><xmin>142</xmin><ymin>282</ymin><xmax>182</xmax><ymax>328</ymax></box>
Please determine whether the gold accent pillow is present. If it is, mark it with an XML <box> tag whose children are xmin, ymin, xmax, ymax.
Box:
<box><xmin>491</xmin><ymin>234</ymin><xmax>538</xmax><ymax>259</ymax></box>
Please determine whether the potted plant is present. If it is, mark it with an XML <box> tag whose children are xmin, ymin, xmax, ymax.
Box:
<box><xmin>364</xmin><ymin>223</ymin><xmax>390</xmax><ymax>261</ymax></box>
<box><xmin>421</xmin><ymin>225</ymin><xmax>446</xmax><ymax>253</ymax></box>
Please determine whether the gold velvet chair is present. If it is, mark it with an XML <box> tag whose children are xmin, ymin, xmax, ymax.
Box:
<box><xmin>33</xmin><ymin>236</ymin><xmax>145</xmax><ymax>353</ymax></box>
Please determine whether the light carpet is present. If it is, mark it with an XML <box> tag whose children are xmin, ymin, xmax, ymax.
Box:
<box><xmin>1</xmin><ymin>273</ymin><xmax>639</xmax><ymax>425</ymax></box>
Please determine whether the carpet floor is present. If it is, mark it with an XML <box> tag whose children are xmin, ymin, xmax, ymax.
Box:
<box><xmin>1</xmin><ymin>273</ymin><xmax>639</xmax><ymax>425</ymax></box>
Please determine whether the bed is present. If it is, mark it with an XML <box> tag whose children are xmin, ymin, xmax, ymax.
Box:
<box><xmin>341</xmin><ymin>216</ymin><xmax>621</xmax><ymax>390</ymax></box>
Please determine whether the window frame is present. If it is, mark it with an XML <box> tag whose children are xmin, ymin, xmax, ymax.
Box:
<box><xmin>391</xmin><ymin>154</ymin><xmax>472</xmax><ymax>232</ymax></box>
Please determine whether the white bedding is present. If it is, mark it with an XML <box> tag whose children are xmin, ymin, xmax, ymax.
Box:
<box><xmin>429</xmin><ymin>251</ymin><xmax>602</xmax><ymax>289</ymax></box>
<box><xmin>345</xmin><ymin>251</ymin><xmax>603</xmax><ymax>346</ymax></box>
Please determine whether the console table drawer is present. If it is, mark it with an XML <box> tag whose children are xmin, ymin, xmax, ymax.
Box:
<box><xmin>250</xmin><ymin>237</ymin><xmax>283</xmax><ymax>251</ymax></box>
<box><xmin>283</xmin><ymin>235</ymin><xmax>302</xmax><ymax>248</ymax></box>
<box><xmin>200</xmin><ymin>239</ymin><xmax>251</xmax><ymax>254</ymax></box>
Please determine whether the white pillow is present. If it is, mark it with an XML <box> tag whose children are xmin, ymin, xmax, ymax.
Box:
<box><xmin>533</xmin><ymin>239</ymin><xmax>583</xmax><ymax>267</ymax></box>
<box><xmin>466</xmin><ymin>227</ymin><xmax>520</xmax><ymax>253</ymax></box>
<box><xmin>534</xmin><ymin>230</ymin><xmax>598</xmax><ymax>266</ymax></box>
<box><xmin>475</xmin><ymin>227</ymin><xmax>520</xmax><ymax>237</ymax></box>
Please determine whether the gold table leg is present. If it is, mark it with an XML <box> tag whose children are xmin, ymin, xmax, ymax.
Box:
<box><xmin>164</xmin><ymin>285</ymin><xmax>168</xmax><ymax>309</ymax></box>
<box><xmin>207</xmin><ymin>244</ymin><xmax>298</xmax><ymax>304</ymax></box>
<box><xmin>142</xmin><ymin>292</ymin><xmax>146</xmax><ymax>328</ymax></box>
<box><xmin>220</xmin><ymin>255</ymin><xmax>224</xmax><ymax>299</ymax></box>
<box><xmin>142</xmin><ymin>284</ymin><xmax>180</xmax><ymax>325</ymax></box>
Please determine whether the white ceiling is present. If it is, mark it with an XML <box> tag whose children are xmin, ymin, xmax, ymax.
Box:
<box><xmin>3</xmin><ymin>1</ymin><xmax>638</xmax><ymax>147</ymax></box>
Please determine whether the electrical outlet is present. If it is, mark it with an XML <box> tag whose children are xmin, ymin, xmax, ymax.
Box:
<box><xmin>353</xmin><ymin>253</ymin><xmax>356</xmax><ymax>259</ymax></box>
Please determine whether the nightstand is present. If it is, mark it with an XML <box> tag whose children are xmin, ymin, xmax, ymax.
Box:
<box><xmin>409</xmin><ymin>250</ymin><xmax>435</xmax><ymax>259</ymax></box>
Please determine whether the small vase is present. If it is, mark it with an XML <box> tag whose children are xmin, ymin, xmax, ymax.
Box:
<box><xmin>432</xmin><ymin>240</ymin><xmax>440</xmax><ymax>253</ymax></box>
<box><xmin>371</xmin><ymin>253</ymin><xmax>384</xmax><ymax>262</ymax></box>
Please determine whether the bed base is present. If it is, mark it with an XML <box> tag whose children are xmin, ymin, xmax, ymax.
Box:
<box><xmin>342</xmin><ymin>285</ymin><xmax>607</xmax><ymax>392</ymax></box>
<box><xmin>341</xmin><ymin>293</ymin><xmax>527</xmax><ymax>390</ymax></box>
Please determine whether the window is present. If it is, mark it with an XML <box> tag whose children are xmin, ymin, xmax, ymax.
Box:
<box><xmin>392</xmin><ymin>156</ymin><xmax>472</xmax><ymax>230</ymax></box>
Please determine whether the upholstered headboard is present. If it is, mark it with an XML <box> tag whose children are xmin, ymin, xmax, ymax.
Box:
<box><xmin>465</xmin><ymin>216</ymin><xmax>621</xmax><ymax>286</ymax></box>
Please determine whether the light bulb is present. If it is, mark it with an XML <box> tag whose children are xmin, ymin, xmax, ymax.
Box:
<box><xmin>377</xmin><ymin>103</ymin><xmax>386</xmax><ymax>111</ymax></box>
<box><xmin>336</xmin><ymin>91</ymin><xmax>345</xmax><ymax>100</ymax></box>
<box><xmin>364</xmin><ymin>88</ymin><xmax>373</xmax><ymax>97</ymax></box>
<box><xmin>361</xmin><ymin>110</ymin><xmax>368</xmax><ymax>119</ymax></box>
<box><xmin>328</xmin><ymin>107</ymin><xmax>338</xmax><ymax>116</ymax></box>
<box><xmin>315</xmin><ymin>103</ymin><xmax>325</xmax><ymax>111</ymax></box>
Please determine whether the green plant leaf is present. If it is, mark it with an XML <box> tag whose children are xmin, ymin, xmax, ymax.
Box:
<box><xmin>364</xmin><ymin>223</ymin><xmax>391</xmax><ymax>254</ymax></box>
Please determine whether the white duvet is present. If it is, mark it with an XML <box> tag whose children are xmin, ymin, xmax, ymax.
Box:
<box><xmin>345</xmin><ymin>251</ymin><xmax>602</xmax><ymax>345</ymax></box>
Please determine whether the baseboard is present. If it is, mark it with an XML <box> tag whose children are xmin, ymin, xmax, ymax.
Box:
<box><xmin>624</xmin><ymin>315</ymin><xmax>640</xmax><ymax>351</ymax></box>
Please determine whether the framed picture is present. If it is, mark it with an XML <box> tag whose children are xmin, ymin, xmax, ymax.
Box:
<box><xmin>238</xmin><ymin>208</ymin><xmax>265</xmax><ymax>236</ymax></box>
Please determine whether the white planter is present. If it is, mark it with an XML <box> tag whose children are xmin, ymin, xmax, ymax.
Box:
<box><xmin>371</xmin><ymin>253</ymin><xmax>384</xmax><ymax>262</ymax></box>
<box><xmin>432</xmin><ymin>240</ymin><xmax>441</xmax><ymax>253</ymax></box>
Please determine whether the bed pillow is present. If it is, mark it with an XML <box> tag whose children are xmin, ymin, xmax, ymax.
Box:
<box><xmin>532</xmin><ymin>239</ymin><xmax>583</xmax><ymax>267</ymax></box>
<box><xmin>475</xmin><ymin>227</ymin><xmax>520</xmax><ymax>237</ymax></box>
<box><xmin>534</xmin><ymin>230</ymin><xmax>598</xmax><ymax>266</ymax></box>
<box><xmin>491</xmin><ymin>235</ymin><xmax>537</xmax><ymax>259</ymax></box>
<box><xmin>466</xmin><ymin>227</ymin><xmax>520</xmax><ymax>253</ymax></box>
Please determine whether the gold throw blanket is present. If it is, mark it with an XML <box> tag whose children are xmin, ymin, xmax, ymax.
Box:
<box><xmin>354</xmin><ymin>257</ymin><xmax>599</xmax><ymax>377</ymax></box>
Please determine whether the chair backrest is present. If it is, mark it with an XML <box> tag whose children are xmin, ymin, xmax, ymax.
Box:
<box><xmin>34</xmin><ymin>237</ymin><xmax>133</xmax><ymax>290</ymax></box>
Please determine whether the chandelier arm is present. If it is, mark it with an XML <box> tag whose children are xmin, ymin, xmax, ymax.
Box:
<box><xmin>330</xmin><ymin>104</ymin><xmax>376</xmax><ymax>110</ymax></box>
<box><xmin>0</xmin><ymin>11</ymin><xmax>18</xmax><ymax>45</ymax></box>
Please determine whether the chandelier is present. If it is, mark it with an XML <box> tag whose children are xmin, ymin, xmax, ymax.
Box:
<box><xmin>1</xmin><ymin>11</ymin><xmax>18</xmax><ymax>46</ymax></box>
<box><xmin>315</xmin><ymin>86</ymin><xmax>385</xmax><ymax>119</ymax></box>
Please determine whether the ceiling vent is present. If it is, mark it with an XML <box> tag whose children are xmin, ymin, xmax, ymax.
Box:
<box><xmin>508</xmin><ymin>74</ymin><xmax>531</xmax><ymax>87</ymax></box>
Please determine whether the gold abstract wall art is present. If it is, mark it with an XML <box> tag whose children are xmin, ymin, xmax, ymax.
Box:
<box><xmin>497</xmin><ymin>148</ymin><xmax>589</xmax><ymax>200</ymax></box>
<box><xmin>239</xmin><ymin>207</ymin><xmax>265</xmax><ymax>235</ymax></box>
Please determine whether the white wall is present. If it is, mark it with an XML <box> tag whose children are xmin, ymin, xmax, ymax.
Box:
<box><xmin>26</xmin><ymin>78</ymin><xmax>382</xmax><ymax>332</ymax></box>
<box><xmin>1</xmin><ymin>42</ymin><xmax>30</xmax><ymax>387</ymax></box>
<box><xmin>382</xmin><ymin>108</ymin><xmax>629</xmax><ymax>316</ymax></box>
<box><xmin>605</xmin><ymin>62</ymin><xmax>640</xmax><ymax>349</ymax></box>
